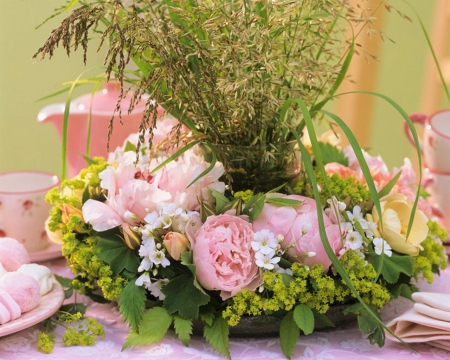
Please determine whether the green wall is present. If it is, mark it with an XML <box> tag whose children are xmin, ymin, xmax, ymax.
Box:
<box><xmin>0</xmin><ymin>1</ymin><xmax>437</xmax><ymax>177</ymax></box>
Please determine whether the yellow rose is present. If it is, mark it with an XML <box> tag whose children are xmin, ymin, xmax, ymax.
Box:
<box><xmin>371</xmin><ymin>194</ymin><xmax>428</xmax><ymax>256</ymax></box>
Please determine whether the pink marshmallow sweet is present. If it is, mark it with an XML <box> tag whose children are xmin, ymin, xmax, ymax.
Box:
<box><xmin>0</xmin><ymin>302</ymin><xmax>11</xmax><ymax>325</ymax></box>
<box><xmin>0</xmin><ymin>272</ymin><xmax>40</xmax><ymax>313</ymax></box>
<box><xmin>0</xmin><ymin>237</ymin><xmax>30</xmax><ymax>271</ymax></box>
<box><xmin>0</xmin><ymin>291</ymin><xmax>21</xmax><ymax>321</ymax></box>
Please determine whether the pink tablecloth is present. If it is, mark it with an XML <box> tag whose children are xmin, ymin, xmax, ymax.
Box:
<box><xmin>1</xmin><ymin>257</ymin><xmax>450</xmax><ymax>360</ymax></box>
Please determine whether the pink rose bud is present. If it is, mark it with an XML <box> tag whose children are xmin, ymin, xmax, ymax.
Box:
<box><xmin>121</xmin><ymin>223</ymin><xmax>141</xmax><ymax>250</ymax></box>
<box><xmin>163</xmin><ymin>232</ymin><xmax>189</xmax><ymax>261</ymax></box>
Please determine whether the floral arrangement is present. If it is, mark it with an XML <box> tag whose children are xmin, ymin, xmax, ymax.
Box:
<box><xmin>45</xmin><ymin>120</ymin><xmax>447</xmax><ymax>359</ymax></box>
<box><xmin>35</xmin><ymin>0</ymin><xmax>447</xmax><ymax>358</ymax></box>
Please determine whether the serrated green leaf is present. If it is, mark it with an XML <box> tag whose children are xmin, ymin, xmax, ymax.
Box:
<box><xmin>162</xmin><ymin>274</ymin><xmax>210</xmax><ymax>319</ymax></box>
<box><xmin>199</xmin><ymin>310</ymin><xmax>215</xmax><ymax>327</ymax></box>
<box><xmin>119</xmin><ymin>281</ymin><xmax>146</xmax><ymax>331</ymax></box>
<box><xmin>279</xmin><ymin>311</ymin><xmax>300</xmax><ymax>359</ymax></box>
<box><xmin>211</xmin><ymin>189</ymin><xmax>230</xmax><ymax>213</ymax></box>
<box><xmin>204</xmin><ymin>316</ymin><xmax>230</xmax><ymax>360</ymax></box>
<box><xmin>180</xmin><ymin>251</ymin><xmax>209</xmax><ymax>296</ymax></box>
<box><xmin>122</xmin><ymin>307</ymin><xmax>173</xmax><ymax>350</ymax></box>
<box><xmin>96</xmin><ymin>234</ymin><xmax>140</xmax><ymax>276</ymax></box>
<box><xmin>388</xmin><ymin>282</ymin><xmax>417</xmax><ymax>300</ymax></box>
<box><xmin>371</xmin><ymin>254</ymin><xmax>413</xmax><ymax>284</ymax></box>
<box><xmin>317</xmin><ymin>142</ymin><xmax>349</xmax><ymax>166</ymax></box>
<box><xmin>357</xmin><ymin>314</ymin><xmax>377</xmax><ymax>335</ymax></box>
<box><xmin>173</xmin><ymin>315</ymin><xmax>193</xmax><ymax>346</ymax></box>
<box><xmin>367</xmin><ymin>325</ymin><xmax>386</xmax><ymax>347</ymax></box>
<box><xmin>265</xmin><ymin>198</ymin><xmax>303</xmax><ymax>206</ymax></box>
<box><xmin>293</xmin><ymin>304</ymin><xmax>314</xmax><ymax>335</ymax></box>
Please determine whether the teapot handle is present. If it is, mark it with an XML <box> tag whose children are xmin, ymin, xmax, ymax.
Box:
<box><xmin>403</xmin><ymin>113</ymin><xmax>426</xmax><ymax>155</ymax></box>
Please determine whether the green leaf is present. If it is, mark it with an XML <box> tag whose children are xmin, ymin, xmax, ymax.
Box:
<box><xmin>371</xmin><ymin>254</ymin><xmax>413</xmax><ymax>284</ymax></box>
<box><xmin>200</xmin><ymin>201</ymin><xmax>216</xmax><ymax>222</ymax></box>
<box><xmin>180</xmin><ymin>251</ymin><xmax>209</xmax><ymax>296</ymax></box>
<box><xmin>357</xmin><ymin>314</ymin><xmax>377</xmax><ymax>335</ymax></box>
<box><xmin>317</xmin><ymin>142</ymin><xmax>349</xmax><ymax>166</ymax></box>
<box><xmin>124</xmin><ymin>141</ymin><xmax>137</xmax><ymax>152</ymax></box>
<box><xmin>96</xmin><ymin>233</ymin><xmax>140</xmax><ymax>276</ymax></box>
<box><xmin>279</xmin><ymin>311</ymin><xmax>300</xmax><ymax>359</ymax></box>
<box><xmin>122</xmin><ymin>307</ymin><xmax>173</xmax><ymax>350</ymax></box>
<box><xmin>388</xmin><ymin>282</ymin><xmax>417</xmax><ymax>300</ymax></box>
<box><xmin>293</xmin><ymin>304</ymin><xmax>314</xmax><ymax>335</ymax></box>
<box><xmin>204</xmin><ymin>316</ymin><xmax>230</xmax><ymax>360</ymax></box>
<box><xmin>221</xmin><ymin>198</ymin><xmax>243</xmax><ymax>216</ymax></box>
<box><xmin>162</xmin><ymin>274</ymin><xmax>210</xmax><ymax>319</ymax></box>
<box><xmin>211</xmin><ymin>189</ymin><xmax>230</xmax><ymax>213</ymax></box>
<box><xmin>249</xmin><ymin>195</ymin><xmax>266</xmax><ymax>221</ymax></box>
<box><xmin>199</xmin><ymin>309</ymin><xmax>215</xmax><ymax>327</ymax></box>
<box><xmin>312</xmin><ymin>309</ymin><xmax>335</xmax><ymax>328</ymax></box>
<box><xmin>378</xmin><ymin>170</ymin><xmax>402</xmax><ymax>198</ymax></box>
<box><xmin>118</xmin><ymin>281</ymin><xmax>147</xmax><ymax>331</ymax></box>
<box><xmin>265</xmin><ymin>198</ymin><xmax>303</xmax><ymax>207</ymax></box>
<box><xmin>54</xmin><ymin>274</ymin><xmax>73</xmax><ymax>288</ymax></box>
<box><xmin>368</xmin><ymin>325</ymin><xmax>386</xmax><ymax>347</ymax></box>
<box><xmin>59</xmin><ymin>302</ymin><xmax>87</xmax><ymax>316</ymax></box>
<box><xmin>173</xmin><ymin>315</ymin><xmax>193</xmax><ymax>346</ymax></box>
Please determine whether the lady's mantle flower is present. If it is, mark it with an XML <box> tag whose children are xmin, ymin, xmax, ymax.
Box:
<box><xmin>373</xmin><ymin>237</ymin><xmax>392</xmax><ymax>257</ymax></box>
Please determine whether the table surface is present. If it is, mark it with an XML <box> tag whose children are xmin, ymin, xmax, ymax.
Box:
<box><xmin>1</xmin><ymin>257</ymin><xmax>450</xmax><ymax>360</ymax></box>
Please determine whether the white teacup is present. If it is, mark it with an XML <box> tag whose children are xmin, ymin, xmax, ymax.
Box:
<box><xmin>423</xmin><ymin>168</ymin><xmax>450</xmax><ymax>232</ymax></box>
<box><xmin>0</xmin><ymin>171</ymin><xmax>60</xmax><ymax>253</ymax></box>
<box><xmin>404</xmin><ymin>110</ymin><xmax>450</xmax><ymax>173</ymax></box>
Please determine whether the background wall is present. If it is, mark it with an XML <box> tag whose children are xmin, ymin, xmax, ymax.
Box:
<box><xmin>0</xmin><ymin>1</ymin><xmax>439</xmax><ymax>178</ymax></box>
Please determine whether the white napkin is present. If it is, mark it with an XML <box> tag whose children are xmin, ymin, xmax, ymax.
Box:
<box><xmin>386</xmin><ymin>292</ymin><xmax>450</xmax><ymax>351</ymax></box>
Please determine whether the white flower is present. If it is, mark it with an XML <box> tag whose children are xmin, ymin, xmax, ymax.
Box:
<box><xmin>373</xmin><ymin>237</ymin><xmax>392</xmax><ymax>257</ymax></box>
<box><xmin>364</xmin><ymin>220</ymin><xmax>378</xmax><ymax>238</ymax></box>
<box><xmin>302</xmin><ymin>222</ymin><xmax>312</xmax><ymax>235</ymax></box>
<box><xmin>273</xmin><ymin>265</ymin><xmax>293</xmax><ymax>275</ymax></box>
<box><xmin>345</xmin><ymin>231</ymin><xmax>363</xmax><ymax>250</ymax></box>
<box><xmin>135</xmin><ymin>272</ymin><xmax>152</xmax><ymax>287</ymax></box>
<box><xmin>150</xmin><ymin>250</ymin><xmax>170</xmax><ymax>267</ymax></box>
<box><xmin>144</xmin><ymin>211</ymin><xmax>159</xmax><ymax>225</ymax></box>
<box><xmin>347</xmin><ymin>205</ymin><xmax>364</xmax><ymax>223</ymax></box>
<box><xmin>124</xmin><ymin>210</ymin><xmax>138</xmax><ymax>221</ymax></box>
<box><xmin>252</xmin><ymin>229</ymin><xmax>278</xmax><ymax>254</ymax></box>
<box><xmin>255</xmin><ymin>250</ymin><xmax>280</xmax><ymax>270</ymax></box>
<box><xmin>158</xmin><ymin>203</ymin><xmax>183</xmax><ymax>217</ymax></box>
<box><xmin>148</xmin><ymin>279</ymin><xmax>169</xmax><ymax>300</ymax></box>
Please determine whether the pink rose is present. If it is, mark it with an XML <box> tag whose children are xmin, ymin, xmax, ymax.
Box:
<box><xmin>324</xmin><ymin>162</ymin><xmax>358</xmax><ymax>179</ymax></box>
<box><xmin>186</xmin><ymin>214</ymin><xmax>262</xmax><ymax>300</ymax></box>
<box><xmin>252</xmin><ymin>195</ymin><xmax>343</xmax><ymax>271</ymax></box>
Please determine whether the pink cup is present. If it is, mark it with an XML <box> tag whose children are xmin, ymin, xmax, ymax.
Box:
<box><xmin>0</xmin><ymin>171</ymin><xmax>60</xmax><ymax>253</ymax></box>
<box><xmin>404</xmin><ymin>110</ymin><xmax>450</xmax><ymax>173</ymax></box>
<box><xmin>422</xmin><ymin>168</ymin><xmax>450</xmax><ymax>232</ymax></box>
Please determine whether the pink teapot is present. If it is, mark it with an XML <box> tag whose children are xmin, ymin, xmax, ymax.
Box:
<box><xmin>38</xmin><ymin>82</ymin><xmax>164</xmax><ymax>178</ymax></box>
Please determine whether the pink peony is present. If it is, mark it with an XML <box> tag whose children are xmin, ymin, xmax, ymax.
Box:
<box><xmin>185</xmin><ymin>214</ymin><xmax>262</xmax><ymax>300</ymax></box>
<box><xmin>252</xmin><ymin>195</ymin><xmax>343</xmax><ymax>271</ymax></box>
<box><xmin>324</xmin><ymin>162</ymin><xmax>358</xmax><ymax>179</ymax></box>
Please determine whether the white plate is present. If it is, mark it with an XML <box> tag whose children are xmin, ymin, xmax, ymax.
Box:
<box><xmin>29</xmin><ymin>242</ymin><xmax>63</xmax><ymax>263</ymax></box>
<box><xmin>0</xmin><ymin>281</ymin><xmax>64</xmax><ymax>337</ymax></box>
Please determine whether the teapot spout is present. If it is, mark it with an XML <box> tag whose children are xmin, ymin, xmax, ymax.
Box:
<box><xmin>37</xmin><ymin>103</ymin><xmax>66</xmax><ymax>135</ymax></box>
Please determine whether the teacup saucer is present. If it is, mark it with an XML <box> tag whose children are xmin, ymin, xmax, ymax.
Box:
<box><xmin>29</xmin><ymin>241</ymin><xmax>63</xmax><ymax>263</ymax></box>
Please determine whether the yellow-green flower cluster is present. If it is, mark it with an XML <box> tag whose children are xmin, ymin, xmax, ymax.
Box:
<box><xmin>223</xmin><ymin>251</ymin><xmax>392</xmax><ymax>327</ymax></box>
<box><xmin>46</xmin><ymin>159</ymin><xmax>126</xmax><ymax>301</ymax></box>
<box><xmin>37</xmin><ymin>313</ymin><xmax>105</xmax><ymax>353</ymax></box>
<box><xmin>293</xmin><ymin>172</ymin><xmax>371</xmax><ymax>209</ymax></box>
<box><xmin>413</xmin><ymin>221</ymin><xmax>448</xmax><ymax>283</ymax></box>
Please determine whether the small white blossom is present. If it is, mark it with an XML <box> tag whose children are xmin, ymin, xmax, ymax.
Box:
<box><xmin>273</xmin><ymin>265</ymin><xmax>293</xmax><ymax>275</ymax></box>
<box><xmin>373</xmin><ymin>237</ymin><xmax>392</xmax><ymax>257</ymax></box>
<box><xmin>255</xmin><ymin>250</ymin><xmax>280</xmax><ymax>270</ymax></box>
<box><xmin>347</xmin><ymin>205</ymin><xmax>364</xmax><ymax>223</ymax></box>
<box><xmin>144</xmin><ymin>211</ymin><xmax>160</xmax><ymax>226</ymax></box>
<box><xmin>158</xmin><ymin>203</ymin><xmax>183</xmax><ymax>218</ymax></box>
<box><xmin>124</xmin><ymin>210</ymin><xmax>138</xmax><ymax>221</ymax></box>
<box><xmin>252</xmin><ymin>229</ymin><xmax>278</xmax><ymax>254</ymax></box>
<box><xmin>150</xmin><ymin>250</ymin><xmax>170</xmax><ymax>267</ymax></box>
<box><xmin>364</xmin><ymin>221</ymin><xmax>378</xmax><ymax>238</ymax></box>
<box><xmin>327</xmin><ymin>196</ymin><xmax>346</xmax><ymax>212</ymax></box>
<box><xmin>148</xmin><ymin>279</ymin><xmax>169</xmax><ymax>300</ymax></box>
<box><xmin>135</xmin><ymin>272</ymin><xmax>151</xmax><ymax>287</ymax></box>
<box><xmin>305</xmin><ymin>251</ymin><xmax>316</xmax><ymax>258</ymax></box>
<box><xmin>345</xmin><ymin>231</ymin><xmax>363</xmax><ymax>250</ymax></box>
